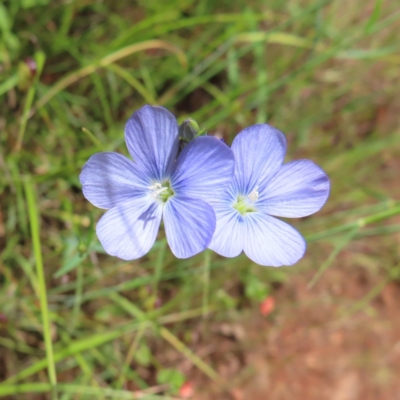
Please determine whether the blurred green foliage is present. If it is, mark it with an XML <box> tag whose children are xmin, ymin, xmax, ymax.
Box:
<box><xmin>1</xmin><ymin>0</ymin><xmax>400</xmax><ymax>398</ymax></box>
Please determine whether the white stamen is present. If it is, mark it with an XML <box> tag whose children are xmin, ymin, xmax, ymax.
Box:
<box><xmin>149</xmin><ymin>182</ymin><xmax>162</xmax><ymax>190</ymax></box>
<box><xmin>148</xmin><ymin>182</ymin><xmax>168</xmax><ymax>198</ymax></box>
<box><xmin>248</xmin><ymin>186</ymin><xmax>259</xmax><ymax>202</ymax></box>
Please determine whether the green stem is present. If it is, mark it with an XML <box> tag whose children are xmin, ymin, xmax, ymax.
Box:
<box><xmin>152</xmin><ymin>238</ymin><xmax>167</xmax><ymax>295</ymax></box>
<box><xmin>308</xmin><ymin>226</ymin><xmax>359</xmax><ymax>288</ymax></box>
<box><xmin>202</xmin><ymin>250</ymin><xmax>211</xmax><ymax>318</ymax></box>
<box><xmin>24</xmin><ymin>181</ymin><xmax>58</xmax><ymax>394</ymax></box>
<box><xmin>160</xmin><ymin>326</ymin><xmax>223</xmax><ymax>385</ymax></box>
<box><xmin>71</xmin><ymin>260</ymin><xmax>83</xmax><ymax>331</ymax></box>
<box><xmin>116</xmin><ymin>323</ymin><xmax>148</xmax><ymax>390</ymax></box>
<box><xmin>0</xmin><ymin>382</ymin><xmax>174</xmax><ymax>399</ymax></box>
<box><xmin>341</xmin><ymin>278</ymin><xmax>390</xmax><ymax>317</ymax></box>
<box><xmin>306</xmin><ymin>202</ymin><xmax>400</xmax><ymax>243</ymax></box>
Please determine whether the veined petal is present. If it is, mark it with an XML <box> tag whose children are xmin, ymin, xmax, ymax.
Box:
<box><xmin>96</xmin><ymin>197</ymin><xmax>162</xmax><ymax>260</ymax></box>
<box><xmin>163</xmin><ymin>196</ymin><xmax>216</xmax><ymax>259</ymax></box>
<box><xmin>80</xmin><ymin>152</ymin><xmax>148</xmax><ymax>209</ymax></box>
<box><xmin>125</xmin><ymin>105</ymin><xmax>179</xmax><ymax>180</ymax></box>
<box><xmin>243</xmin><ymin>212</ymin><xmax>306</xmax><ymax>267</ymax></box>
<box><xmin>208</xmin><ymin>206</ymin><xmax>244</xmax><ymax>258</ymax></box>
<box><xmin>232</xmin><ymin>124</ymin><xmax>286</xmax><ymax>195</ymax></box>
<box><xmin>171</xmin><ymin>136</ymin><xmax>234</xmax><ymax>202</ymax></box>
<box><xmin>258</xmin><ymin>160</ymin><xmax>330</xmax><ymax>217</ymax></box>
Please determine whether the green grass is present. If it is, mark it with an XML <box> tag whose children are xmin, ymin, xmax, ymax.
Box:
<box><xmin>1</xmin><ymin>0</ymin><xmax>400</xmax><ymax>398</ymax></box>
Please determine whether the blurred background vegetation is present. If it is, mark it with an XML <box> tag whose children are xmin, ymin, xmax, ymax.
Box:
<box><xmin>1</xmin><ymin>0</ymin><xmax>400</xmax><ymax>399</ymax></box>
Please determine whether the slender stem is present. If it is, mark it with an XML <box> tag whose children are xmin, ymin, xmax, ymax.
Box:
<box><xmin>308</xmin><ymin>226</ymin><xmax>359</xmax><ymax>288</ymax></box>
<box><xmin>0</xmin><ymin>382</ymin><xmax>172</xmax><ymax>398</ymax></box>
<box><xmin>202</xmin><ymin>250</ymin><xmax>211</xmax><ymax>318</ymax></box>
<box><xmin>160</xmin><ymin>326</ymin><xmax>223</xmax><ymax>385</ymax></box>
<box><xmin>71</xmin><ymin>260</ymin><xmax>83</xmax><ymax>331</ymax></box>
<box><xmin>153</xmin><ymin>239</ymin><xmax>167</xmax><ymax>295</ymax></box>
<box><xmin>24</xmin><ymin>180</ymin><xmax>58</xmax><ymax>394</ymax></box>
<box><xmin>341</xmin><ymin>278</ymin><xmax>390</xmax><ymax>317</ymax></box>
<box><xmin>306</xmin><ymin>202</ymin><xmax>400</xmax><ymax>243</ymax></box>
<box><xmin>362</xmin><ymin>204</ymin><xmax>400</xmax><ymax>225</ymax></box>
<box><xmin>116</xmin><ymin>323</ymin><xmax>148</xmax><ymax>390</ymax></box>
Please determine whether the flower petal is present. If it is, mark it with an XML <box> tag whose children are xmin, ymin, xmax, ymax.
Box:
<box><xmin>171</xmin><ymin>136</ymin><xmax>234</xmax><ymax>202</ymax></box>
<box><xmin>208</xmin><ymin>206</ymin><xmax>244</xmax><ymax>258</ymax></box>
<box><xmin>243</xmin><ymin>213</ymin><xmax>306</xmax><ymax>267</ymax></box>
<box><xmin>231</xmin><ymin>124</ymin><xmax>286</xmax><ymax>195</ymax></box>
<box><xmin>258</xmin><ymin>160</ymin><xmax>330</xmax><ymax>217</ymax></box>
<box><xmin>80</xmin><ymin>152</ymin><xmax>149</xmax><ymax>209</ymax></box>
<box><xmin>125</xmin><ymin>105</ymin><xmax>179</xmax><ymax>180</ymax></box>
<box><xmin>96</xmin><ymin>197</ymin><xmax>162</xmax><ymax>260</ymax></box>
<box><xmin>163</xmin><ymin>196</ymin><xmax>216</xmax><ymax>258</ymax></box>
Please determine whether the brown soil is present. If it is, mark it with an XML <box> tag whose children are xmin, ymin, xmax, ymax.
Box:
<box><xmin>184</xmin><ymin>263</ymin><xmax>400</xmax><ymax>400</ymax></box>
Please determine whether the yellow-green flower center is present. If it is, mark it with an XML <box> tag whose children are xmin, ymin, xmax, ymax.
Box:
<box><xmin>233</xmin><ymin>192</ymin><xmax>258</xmax><ymax>215</ymax></box>
<box><xmin>149</xmin><ymin>181</ymin><xmax>174</xmax><ymax>202</ymax></box>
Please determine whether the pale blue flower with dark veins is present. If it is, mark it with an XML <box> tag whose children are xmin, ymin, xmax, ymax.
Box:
<box><xmin>80</xmin><ymin>105</ymin><xmax>234</xmax><ymax>260</ymax></box>
<box><xmin>208</xmin><ymin>124</ymin><xmax>330</xmax><ymax>267</ymax></box>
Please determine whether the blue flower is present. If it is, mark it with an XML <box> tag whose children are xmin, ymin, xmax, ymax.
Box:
<box><xmin>80</xmin><ymin>105</ymin><xmax>234</xmax><ymax>260</ymax></box>
<box><xmin>208</xmin><ymin>124</ymin><xmax>330</xmax><ymax>267</ymax></box>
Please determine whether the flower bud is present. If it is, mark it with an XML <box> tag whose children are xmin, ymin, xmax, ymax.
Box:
<box><xmin>178</xmin><ymin>118</ymin><xmax>200</xmax><ymax>141</ymax></box>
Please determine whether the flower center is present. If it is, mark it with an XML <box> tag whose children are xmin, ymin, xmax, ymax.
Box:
<box><xmin>233</xmin><ymin>187</ymin><xmax>259</xmax><ymax>216</ymax></box>
<box><xmin>149</xmin><ymin>181</ymin><xmax>174</xmax><ymax>202</ymax></box>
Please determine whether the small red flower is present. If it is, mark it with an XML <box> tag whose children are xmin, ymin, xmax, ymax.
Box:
<box><xmin>179</xmin><ymin>381</ymin><xmax>194</xmax><ymax>398</ymax></box>
<box><xmin>260</xmin><ymin>296</ymin><xmax>275</xmax><ymax>316</ymax></box>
